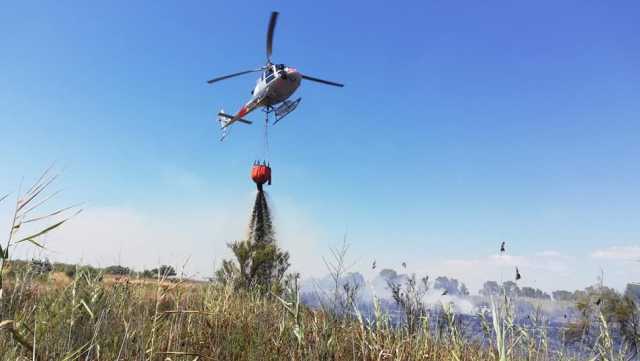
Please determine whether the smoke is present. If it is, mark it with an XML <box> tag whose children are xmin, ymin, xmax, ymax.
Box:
<box><xmin>371</xmin><ymin>270</ymin><xmax>477</xmax><ymax>315</ymax></box>
<box><xmin>421</xmin><ymin>289</ymin><xmax>476</xmax><ymax>315</ymax></box>
<box><xmin>301</xmin><ymin>269</ymin><xmax>478</xmax><ymax>315</ymax></box>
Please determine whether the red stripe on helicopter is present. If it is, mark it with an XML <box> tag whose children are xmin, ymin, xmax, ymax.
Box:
<box><xmin>237</xmin><ymin>105</ymin><xmax>249</xmax><ymax>118</ymax></box>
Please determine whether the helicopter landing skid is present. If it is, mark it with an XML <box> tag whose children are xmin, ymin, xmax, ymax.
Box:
<box><xmin>273</xmin><ymin>98</ymin><xmax>301</xmax><ymax>125</ymax></box>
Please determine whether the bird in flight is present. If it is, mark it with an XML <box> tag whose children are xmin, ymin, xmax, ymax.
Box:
<box><xmin>515</xmin><ymin>267</ymin><xmax>522</xmax><ymax>281</ymax></box>
<box><xmin>500</xmin><ymin>241</ymin><xmax>506</xmax><ymax>254</ymax></box>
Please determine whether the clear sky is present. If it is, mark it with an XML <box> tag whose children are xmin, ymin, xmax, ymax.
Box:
<box><xmin>1</xmin><ymin>1</ymin><xmax>639</xmax><ymax>292</ymax></box>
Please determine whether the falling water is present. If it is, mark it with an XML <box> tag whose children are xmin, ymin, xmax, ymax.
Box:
<box><xmin>248</xmin><ymin>190</ymin><xmax>275</xmax><ymax>246</ymax></box>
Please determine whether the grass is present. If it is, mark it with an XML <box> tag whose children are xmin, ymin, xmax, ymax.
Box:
<box><xmin>1</xmin><ymin>264</ymin><xmax>636</xmax><ymax>361</ymax></box>
<box><xmin>1</xmin><ymin>265</ymin><xmax>486</xmax><ymax>361</ymax></box>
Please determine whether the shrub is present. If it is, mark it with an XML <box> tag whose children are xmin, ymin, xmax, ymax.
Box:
<box><xmin>104</xmin><ymin>265</ymin><xmax>131</xmax><ymax>276</ymax></box>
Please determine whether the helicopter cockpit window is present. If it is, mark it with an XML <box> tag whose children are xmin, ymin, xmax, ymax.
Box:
<box><xmin>263</xmin><ymin>67</ymin><xmax>275</xmax><ymax>81</ymax></box>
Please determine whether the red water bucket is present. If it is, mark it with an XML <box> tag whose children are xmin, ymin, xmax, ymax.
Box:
<box><xmin>251</xmin><ymin>163</ymin><xmax>271</xmax><ymax>190</ymax></box>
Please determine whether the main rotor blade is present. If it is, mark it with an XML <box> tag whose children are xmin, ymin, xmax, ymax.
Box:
<box><xmin>266</xmin><ymin>11</ymin><xmax>279</xmax><ymax>63</ymax></box>
<box><xmin>301</xmin><ymin>75</ymin><xmax>344</xmax><ymax>87</ymax></box>
<box><xmin>207</xmin><ymin>69</ymin><xmax>262</xmax><ymax>84</ymax></box>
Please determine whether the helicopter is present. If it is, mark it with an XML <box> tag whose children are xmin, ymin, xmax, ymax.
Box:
<box><xmin>207</xmin><ymin>12</ymin><xmax>344</xmax><ymax>141</ymax></box>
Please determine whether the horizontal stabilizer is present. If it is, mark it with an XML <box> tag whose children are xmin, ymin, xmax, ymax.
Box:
<box><xmin>217</xmin><ymin>112</ymin><xmax>252</xmax><ymax>125</ymax></box>
<box><xmin>217</xmin><ymin>109</ymin><xmax>253</xmax><ymax>142</ymax></box>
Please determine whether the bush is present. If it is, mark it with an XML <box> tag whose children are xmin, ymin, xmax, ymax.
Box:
<box><xmin>57</xmin><ymin>264</ymin><xmax>102</xmax><ymax>280</ymax></box>
<box><xmin>52</xmin><ymin>262</ymin><xmax>78</xmax><ymax>278</ymax></box>
<box><xmin>104</xmin><ymin>265</ymin><xmax>131</xmax><ymax>276</ymax></box>
<box><xmin>552</xmin><ymin>290</ymin><xmax>575</xmax><ymax>302</ymax></box>
<box><xmin>31</xmin><ymin>258</ymin><xmax>53</xmax><ymax>275</ymax></box>
<box><xmin>141</xmin><ymin>265</ymin><xmax>176</xmax><ymax>278</ymax></box>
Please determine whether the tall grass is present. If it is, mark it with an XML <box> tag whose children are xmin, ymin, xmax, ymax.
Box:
<box><xmin>2</xmin><ymin>265</ymin><xmax>486</xmax><ymax>360</ymax></box>
<box><xmin>2</xmin><ymin>262</ymin><xmax>638</xmax><ymax>359</ymax></box>
<box><xmin>0</xmin><ymin>167</ymin><xmax>80</xmax><ymax>302</ymax></box>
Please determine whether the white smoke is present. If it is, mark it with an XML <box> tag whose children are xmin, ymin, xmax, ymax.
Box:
<box><xmin>301</xmin><ymin>269</ymin><xmax>479</xmax><ymax>315</ymax></box>
<box><xmin>421</xmin><ymin>289</ymin><xmax>476</xmax><ymax>315</ymax></box>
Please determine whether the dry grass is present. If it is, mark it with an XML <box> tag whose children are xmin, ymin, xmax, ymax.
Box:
<box><xmin>0</xmin><ymin>267</ymin><xmax>486</xmax><ymax>361</ymax></box>
<box><xmin>1</xmin><ymin>265</ymin><xmax>633</xmax><ymax>361</ymax></box>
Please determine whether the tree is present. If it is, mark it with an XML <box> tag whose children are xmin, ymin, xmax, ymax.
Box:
<box><xmin>459</xmin><ymin>283</ymin><xmax>470</xmax><ymax>296</ymax></box>
<box><xmin>520</xmin><ymin>286</ymin><xmax>536</xmax><ymax>298</ymax></box>
<box><xmin>480</xmin><ymin>281</ymin><xmax>500</xmax><ymax>297</ymax></box>
<box><xmin>142</xmin><ymin>265</ymin><xmax>176</xmax><ymax>278</ymax></box>
<box><xmin>552</xmin><ymin>290</ymin><xmax>574</xmax><ymax>302</ymax></box>
<box><xmin>30</xmin><ymin>258</ymin><xmax>53</xmax><ymax>275</ymax></box>
<box><xmin>217</xmin><ymin>239</ymin><xmax>289</xmax><ymax>293</ymax></box>
<box><xmin>520</xmin><ymin>286</ymin><xmax>551</xmax><ymax>299</ymax></box>
<box><xmin>536</xmin><ymin>288</ymin><xmax>551</xmax><ymax>299</ymax></box>
<box><xmin>566</xmin><ymin>284</ymin><xmax>639</xmax><ymax>350</ymax></box>
<box><xmin>216</xmin><ymin>191</ymin><xmax>290</xmax><ymax>294</ymax></box>
<box><xmin>379</xmin><ymin>269</ymin><xmax>398</xmax><ymax>281</ymax></box>
<box><xmin>104</xmin><ymin>265</ymin><xmax>131</xmax><ymax>275</ymax></box>
<box><xmin>155</xmin><ymin>265</ymin><xmax>176</xmax><ymax>277</ymax></box>
<box><xmin>626</xmin><ymin>283</ymin><xmax>640</xmax><ymax>300</ymax></box>
<box><xmin>434</xmin><ymin>276</ymin><xmax>460</xmax><ymax>296</ymax></box>
<box><xmin>217</xmin><ymin>240</ymin><xmax>290</xmax><ymax>293</ymax></box>
<box><xmin>502</xmin><ymin>281</ymin><xmax>520</xmax><ymax>297</ymax></box>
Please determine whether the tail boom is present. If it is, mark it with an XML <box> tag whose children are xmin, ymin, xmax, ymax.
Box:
<box><xmin>217</xmin><ymin>109</ymin><xmax>253</xmax><ymax>141</ymax></box>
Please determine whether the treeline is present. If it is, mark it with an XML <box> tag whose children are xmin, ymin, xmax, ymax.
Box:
<box><xmin>4</xmin><ymin>259</ymin><xmax>177</xmax><ymax>279</ymax></box>
<box><xmin>554</xmin><ymin>284</ymin><xmax>640</xmax><ymax>303</ymax></box>
<box><xmin>564</xmin><ymin>284</ymin><xmax>640</xmax><ymax>348</ymax></box>
<box><xmin>479</xmin><ymin>280</ymin><xmax>551</xmax><ymax>299</ymax></box>
<box><xmin>478</xmin><ymin>279</ymin><xmax>640</xmax><ymax>304</ymax></box>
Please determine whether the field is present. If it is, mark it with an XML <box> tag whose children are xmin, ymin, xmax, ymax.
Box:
<box><xmin>0</xmin><ymin>264</ymin><xmax>635</xmax><ymax>361</ymax></box>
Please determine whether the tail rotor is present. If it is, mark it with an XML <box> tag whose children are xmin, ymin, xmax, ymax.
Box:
<box><xmin>218</xmin><ymin>109</ymin><xmax>231</xmax><ymax>141</ymax></box>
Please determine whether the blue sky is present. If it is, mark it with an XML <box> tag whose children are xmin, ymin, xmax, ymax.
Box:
<box><xmin>1</xmin><ymin>1</ymin><xmax>639</xmax><ymax>292</ymax></box>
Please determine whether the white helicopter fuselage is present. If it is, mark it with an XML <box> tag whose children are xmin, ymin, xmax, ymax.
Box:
<box><xmin>252</xmin><ymin>66</ymin><xmax>301</xmax><ymax>107</ymax></box>
<box><xmin>226</xmin><ymin>66</ymin><xmax>301</xmax><ymax>122</ymax></box>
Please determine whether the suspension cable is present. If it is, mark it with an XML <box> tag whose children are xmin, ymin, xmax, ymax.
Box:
<box><xmin>263</xmin><ymin>109</ymin><xmax>270</xmax><ymax>161</ymax></box>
